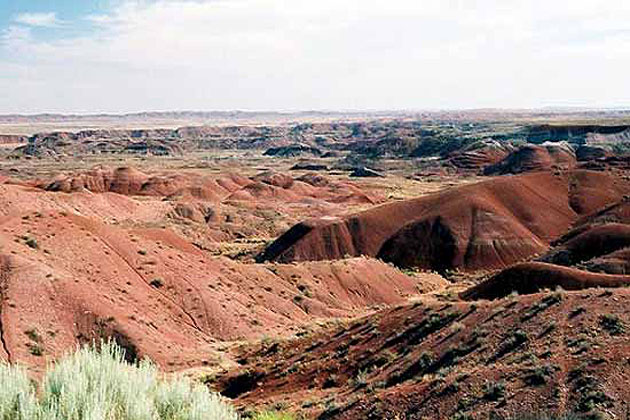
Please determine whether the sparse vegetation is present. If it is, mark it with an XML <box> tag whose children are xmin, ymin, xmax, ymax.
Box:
<box><xmin>24</xmin><ymin>237</ymin><xmax>38</xmax><ymax>249</ymax></box>
<box><xmin>599</xmin><ymin>314</ymin><xmax>624</xmax><ymax>335</ymax></box>
<box><xmin>492</xmin><ymin>329</ymin><xmax>529</xmax><ymax>362</ymax></box>
<box><xmin>1</xmin><ymin>113</ymin><xmax>630</xmax><ymax>420</ymax></box>
<box><xmin>482</xmin><ymin>380</ymin><xmax>506</xmax><ymax>401</ymax></box>
<box><xmin>350</xmin><ymin>368</ymin><xmax>369</xmax><ymax>389</ymax></box>
<box><xmin>521</xmin><ymin>293</ymin><xmax>562</xmax><ymax>322</ymax></box>
<box><xmin>149</xmin><ymin>278</ymin><xmax>164</xmax><ymax>288</ymax></box>
<box><xmin>522</xmin><ymin>364</ymin><xmax>557</xmax><ymax>386</ymax></box>
<box><xmin>27</xmin><ymin>343</ymin><xmax>43</xmax><ymax>357</ymax></box>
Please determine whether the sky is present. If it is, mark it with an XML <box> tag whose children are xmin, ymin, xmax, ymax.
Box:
<box><xmin>1</xmin><ymin>0</ymin><xmax>629</xmax><ymax>114</ymax></box>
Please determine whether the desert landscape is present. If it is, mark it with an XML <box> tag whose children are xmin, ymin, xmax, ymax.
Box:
<box><xmin>0</xmin><ymin>110</ymin><xmax>628</xmax><ymax>419</ymax></box>
<box><xmin>2</xmin><ymin>0</ymin><xmax>630</xmax><ymax>418</ymax></box>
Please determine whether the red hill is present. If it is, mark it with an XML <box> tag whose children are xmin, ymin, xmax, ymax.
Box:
<box><xmin>260</xmin><ymin>171</ymin><xmax>628</xmax><ymax>271</ymax></box>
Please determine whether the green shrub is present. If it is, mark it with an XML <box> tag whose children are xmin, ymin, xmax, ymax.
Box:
<box><xmin>0</xmin><ymin>364</ymin><xmax>39</xmax><ymax>419</ymax></box>
<box><xmin>24</xmin><ymin>237</ymin><xmax>38</xmax><ymax>249</ymax></box>
<box><xmin>0</xmin><ymin>341</ymin><xmax>237</xmax><ymax>420</ymax></box>
<box><xmin>252</xmin><ymin>411</ymin><xmax>295</xmax><ymax>420</ymax></box>
<box><xmin>482</xmin><ymin>380</ymin><xmax>506</xmax><ymax>401</ymax></box>
<box><xmin>599</xmin><ymin>314</ymin><xmax>624</xmax><ymax>335</ymax></box>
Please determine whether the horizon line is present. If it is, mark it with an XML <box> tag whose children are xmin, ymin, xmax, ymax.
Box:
<box><xmin>2</xmin><ymin>106</ymin><xmax>630</xmax><ymax>119</ymax></box>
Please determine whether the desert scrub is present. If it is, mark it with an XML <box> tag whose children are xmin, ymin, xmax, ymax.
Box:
<box><xmin>0</xmin><ymin>341</ymin><xmax>237</xmax><ymax>420</ymax></box>
<box><xmin>251</xmin><ymin>411</ymin><xmax>295</xmax><ymax>420</ymax></box>
<box><xmin>0</xmin><ymin>364</ymin><xmax>39</xmax><ymax>419</ymax></box>
<box><xmin>24</xmin><ymin>237</ymin><xmax>38</xmax><ymax>249</ymax></box>
<box><xmin>599</xmin><ymin>314</ymin><xmax>624</xmax><ymax>335</ymax></box>
<box><xmin>482</xmin><ymin>380</ymin><xmax>506</xmax><ymax>401</ymax></box>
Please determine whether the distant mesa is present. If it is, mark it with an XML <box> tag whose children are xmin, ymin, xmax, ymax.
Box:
<box><xmin>11</xmin><ymin>130</ymin><xmax>184</xmax><ymax>157</ymax></box>
<box><xmin>263</xmin><ymin>143</ymin><xmax>323</xmax><ymax>157</ymax></box>
<box><xmin>321</xmin><ymin>150</ymin><xmax>341</xmax><ymax>158</ymax></box>
<box><xmin>523</xmin><ymin>124</ymin><xmax>630</xmax><ymax>144</ymax></box>
<box><xmin>0</xmin><ymin>134</ymin><xmax>27</xmax><ymax>144</ymax></box>
<box><xmin>349</xmin><ymin>166</ymin><xmax>385</xmax><ymax>178</ymax></box>
<box><xmin>575</xmin><ymin>145</ymin><xmax>612</xmax><ymax>161</ymax></box>
<box><xmin>289</xmin><ymin>162</ymin><xmax>329</xmax><ymax>171</ymax></box>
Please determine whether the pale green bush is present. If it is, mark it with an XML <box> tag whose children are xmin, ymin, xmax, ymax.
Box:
<box><xmin>0</xmin><ymin>341</ymin><xmax>237</xmax><ymax>420</ymax></box>
<box><xmin>0</xmin><ymin>363</ymin><xmax>39</xmax><ymax>419</ymax></box>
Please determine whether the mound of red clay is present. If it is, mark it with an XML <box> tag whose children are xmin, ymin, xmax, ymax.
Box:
<box><xmin>224</xmin><ymin>170</ymin><xmax>378</xmax><ymax>206</ymax></box>
<box><xmin>483</xmin><ymin>143</ymin><xmax>576</xmax><ymax>175</ymax></box>
<box><xmin>460</xmin><ymin>262</ymin><xmax>630</xmax><ymax>300</ymax></box>
<box><xmin>574</xmin><ymin>198</ymin><xmax>630</xmax><ymax>228</ymax></box>
<box><xmin>252</xmin><ymin>171</ymin><xmax>295</xmax><ymax>189</ymax></box>
<box><xmin>296</xmin><ymin>173</ymin><xmax>330</xmax><ymax>187</ymax></box>
<box><xmin>539</xmin><ymin>223</ymin><xmax>630</xmax><ymax>269</ymax></box>
<box><xmin>43</xmin><ymin>166</ymin><xmax>251</xmax><ymax>201</ymax></box>
<box><xmin>260</xmin><ymin>171</ymin><xmax>629</xmax><ymax>271</ymax></box>
<box><xmin>447</xmin><ymin>140</ymin><xmax>514</xmax><ymax>171</ymax></box>
<box><xmin>41</xmin><ymin>167</ymin><xmax>381</xmax><ymax>210</ymax></box>
<box><xmin>0</xmin><ymin>204</ymin><xmax>436</xmax><ymax>369</ymax></box>
<box><xmin>582</xmin><ymin>247</ymin><xmax>630</xmax><ymax>274</ymax></box>
<box><xmin>0</xmin><ymin>179</ymin><xmax>436</xmax><ymax>369</ymax></box>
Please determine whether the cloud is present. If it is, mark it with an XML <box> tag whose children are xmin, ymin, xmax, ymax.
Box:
<box><xmin>1</xmin><ymin>0</ymin><xmax>630</xmax><ymax>113</ymax></box>
<box><xmin>14</xmin><ymin>12</ymin><xmax>60</xmax><ymax>27</ymax></box>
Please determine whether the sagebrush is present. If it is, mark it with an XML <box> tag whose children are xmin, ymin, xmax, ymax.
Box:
<box><xmin>0</xmin><ymin>341</ymin><xmax>237</xmax><ymax>420</ymax></box>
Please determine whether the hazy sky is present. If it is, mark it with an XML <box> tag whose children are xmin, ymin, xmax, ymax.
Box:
<box><xmin>1</xmin><ymin>0</ymin><xmax>629</xmax><ymax>113</ymax></box>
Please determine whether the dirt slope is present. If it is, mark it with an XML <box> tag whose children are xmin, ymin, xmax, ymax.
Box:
<box><xmin>483</xmin><ymin>143</ymin><xmax>576</xmax><ymax>175</ymax></box>
<box><xmin>539</xmin><ymin>223</ymin><xmax>630</xmax><ymax>271</ymax></box>
<box><xmin>216</xmin><ymin>289</ymin><xmax>630</xmax><ymax>419</ymax></box>
<box><xmin>447</xmin><ymin>140</ymin><xmax>514</xmax><ymax>171</ymax></box>
<box><xmin>260</xmin><ymin>171</ymin><xmax>629</xmax><ymax>271</ymax></box>
<box><xmin>0</xmin><ymin>179</ymin><xmax>440</xmax><ymax>370</ymax></box>
<box><xmin>460</xmin><ymin>262</ymin><xmax>630</xmax><ymax>300</ymax></box>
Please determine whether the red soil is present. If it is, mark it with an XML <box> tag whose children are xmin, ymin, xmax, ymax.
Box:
<box><xmin>574</xmin><ymin>198</ymin><xmax>630</xmax><ymax>228</ymax></box>
<box><xmin>484</xmin><ymin>143</ymin><xmax>576</xmax><ymax>175</ymax></box>
<box><xmin>218</xmin><ymin>289</ymin><xmax>630</xmax><ymax>419</ymax></box>
<box><xmin>43</xmin><ymin>166</ymin><xmax>251</xmax><ymax>201</ymax></box>
<box><xmin>261</xmin><ymin>171</ymin><xmax>628</xmax><ymax>271</ymax></box>
<box><xmin>539</xmin><ymin>223</ymin><xmax>630</xmax><ymax>268</ymax></box>
<box><xmin>42</xmin><ymin>166</ymin><xmax>380</xmax><ymax>208</ymax></box>
<box><xmin>447</xmin><ymin>140</ymin><xmax>514</xmax><ymax>171</ymax></box>
<box><xmin>0</xmin><ymin>179</ymin><xmax>433</xmax><ymax>369</ymax></box>
<box><xmin>223</xmin><ymin>171</ymin><xmax>377</xmax><ymax>206</ymax></box>
<box><xmin>460</xmin><ymin>262</ymin><xmax>630</xmax><ymax>300</ymax></box>
<box><xmin>582</xmin><ymin>247</ymin><xmax>630</xmax><ymax>274</ymax></box>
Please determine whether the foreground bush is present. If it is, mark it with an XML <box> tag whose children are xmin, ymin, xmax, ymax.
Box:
<box><xmin>0</xmin><ymin>341</ymin><xmax>237</xmax><ymax>420</ymax></box>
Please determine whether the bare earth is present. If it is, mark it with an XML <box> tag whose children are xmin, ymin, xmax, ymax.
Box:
<box><xmin>0</xmin><ymin>111</ymin><xmax>628</xmax><ymax>419</ymax></box>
